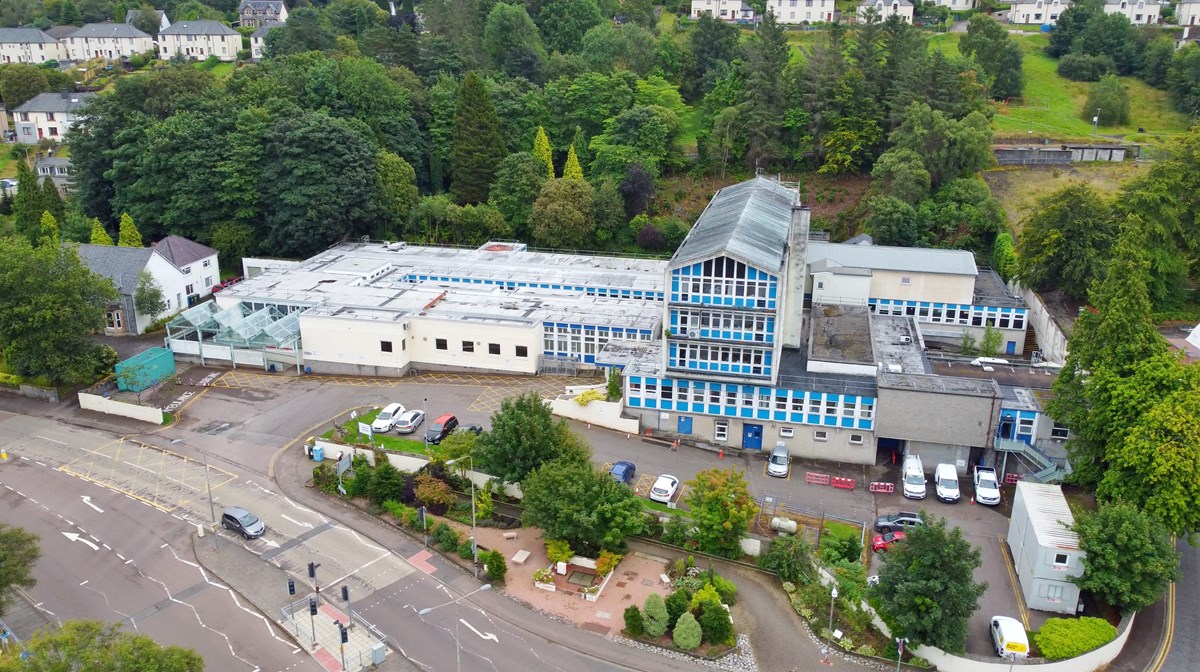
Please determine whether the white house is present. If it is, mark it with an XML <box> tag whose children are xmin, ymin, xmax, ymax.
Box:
<box><xmin>1006</xmin><ymin>481</ymin><xmax>1084</xmax><ymax>615</ymax></box>
<box><xmin>1103</xmin><ymin>0</ymin><xmax>1160</xmax><ymax>24</ymax></box>
<box><xmin>857</xmin><ymin>0</ymin><xmax>914</xmax><ymax>23</ymax></box>
<box><xmin>1176</xmin><ymin>0</ymin><xmax>1200</xmax><ymax>25</ymax></box>
<box><xmin>690</xmin><ymin>0</ymin><xmax>757</xmax><ymax>22</ymax></box>
<box><xmin>159</xmin><ymin>21</ymin><xmax>242</xmax><ymax>62</ymax></box>
<box><xmin>930</xmin><ymin>0</ymin><xmax>975</xmax><ymax>9</ymax></box>
<box><xmin>66</xmin><ymin>23</ymin><xmax>154</xmax><ymax>61</ymax></box>
<box><xmin>77</xmin><ymin>236</ymin><xmax>220</xmax><ymax>335</ymax></box>
<box><xmin>1008</xmin><ymin>0</ymin><xmax>1072</xmax><ymax>24</ymax></box>
<box><xmin>0</xmin><ymin>28</ymin><xmax>69</xmax><ymax>64</ymax></box>
<box><xmin>12</xmin><ymin>91</ymin><xmax>97</xmax><ymax>144</ymax></box>
<box><xmin>35</xmin><ymin>156</ymin><xmax>71</xmax><ymax>194</ymax></box>
<box><xmin>762</xmin><ymin>0</ymin><xmax>836</xmax><ymax>24</ymax></box>
<box><xmin>239</xmin><ymin>0</ymin><xmax>289</xmax><ymax>28</ymax></box>
<box><xmin>249</xmin><ymin>21</ymin><xmax>284</xmax><ymax>59</ymax></box>
<box><xmin>124</xmin><ymin>9</ymin><xmax>171</xmax><ymax>32</ymax></box>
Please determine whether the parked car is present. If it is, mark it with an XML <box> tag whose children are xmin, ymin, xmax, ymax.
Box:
<box><xmin>990</xmin><ymin>615</ymin><xmax>1029</xmax><ymax>659</ymax></box>
<box><xmin>0</xmin><ymin>178</ymin><xmax>16</xmax><ymax>193</ymax></box>
<box><xmin>212</xmin><ymin>275</ymin><xmax>243</xmax><ymax>293</ymax></box>
<box><xmin>392</xmin><ymin>409</ymin><xmax>425</xmax><ymax>434</ymax></box>
<box><xmin>766</xmin><ymin>444</ymin><xmax>790</xmax><ymax>478</ymax></box>
<box><xmin>221</xmin><ymin>506</ymin><xmax>265</xmax><ymax>539</ymax></box>
<box><xmin>649</xmin><ymin>474</ymin><xmax>680</xmax><ymax>503</ymax></box>
<box><xmin>424</xmin><ymin>413</ymin><xmax>459</xmax><ymax>444</ymax></box>
<box><xmin>609</xmin><ymin>461</ymin><xmax>636</xmax><ymax>484</ymax></box>
<box><xmin>873</xmin><ymin>511</ymin><xmax>924</xmax><ymax>533</ymax></box>
<box><xmin>871</xmin><ymin>530</ymin><xmax>906</xmax><ymax>552</ymax></box>
<box><xmin>371</xmin><ymin>403</ymin><xmax>407</xmax><ymax>432</ymax></box>
<box><xmin>974</xmin><ymin>466</ymin><xmax>1002</xmax><ymax>506</ymax></box>
<box><xmin>934</xmin><ymin>463</ymin><xmax>961</xmax><ymax>503</ymax></box>
<box><xmin>901</xmin><ymin>454</ymin><xmax>926</xmax><ymax>500</ymax></box>
<box><xmin>458</xmin><ymin>424</ymin><xmax>483</xmax><ymax>435</ymax></box>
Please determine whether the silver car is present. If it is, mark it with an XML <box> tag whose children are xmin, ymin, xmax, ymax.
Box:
<box><xmin>767</xmin><ymin>445</ymin><xmax>790</xmax><ymax>478</ymax></box>
<box><xmin>221</xmin><ymin>506</ymin><xmax>266</xmax><ymax>539</ymax></box>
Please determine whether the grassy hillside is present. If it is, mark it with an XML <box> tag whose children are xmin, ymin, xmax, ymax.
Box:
<box><xmin>983</xmin><ymin>162</ymin><xmax>1148</xmax><ymax>230</ymax></box>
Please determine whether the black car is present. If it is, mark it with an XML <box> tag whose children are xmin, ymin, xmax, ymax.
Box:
<box><xmin>424</xmin><ymin>413</ymin><xmax>459</xmax><ymax>444</ymax></box>
<box><xmin>873</xmin><ymin>511</ymin><xmax>925</xmax><ymax>533</ymax></box>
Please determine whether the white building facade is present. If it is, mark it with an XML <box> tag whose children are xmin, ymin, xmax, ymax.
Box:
<box><xmin>159</xmin><ymin>21</ymin><xmax>242</xmax><ymax>61</ymax></box>
<box><xmin>12</xmin><ymin>91</ymin><xmax>97</xmax><ymax>144</ymax></box>
<box><xmin>857</xmin><ymin>0</ymin><xmax>914</xmax><ymax>22</ymax></box>
<box><xmin>1007</xmin><ymin>481</ymin><xmax>1085</xmax><ymax>614</ymax></box>
<box><xmin>1103</xmin><ymin>0</ymin><xmax>1160</xmax><ymax>24</ymax></box>
<box><xmin>0</xmin><ymin>28</ymin><xmax>69</xmax><ymax>64</ymax></box>
<box><xmin>689</xmin><ymin>0</ymin><xmax>757</xmax><ymax>21</ymax></box>
<box><xmin>66</xmin><ymin>23</ymin><xmax>154</xmax><ymax>61</ymax></box>
<box><xmin>1179</xmin><ymin>0</ymin><xmax>1200</xmax><ymax>25</ymax></box>
<box><xmin>1008</xmin><ymin>0</ymin><xmax>1072</xmax><ymax>24</ymax></box>
<box><xmin>763</xmin><ymin>0</ymin><xmax>836</xmax><ymax>24</ymax></box>
<box><xmin>249</xmin><ymin>21</ymin><xmax>284</xmax><ymax>59</ymax></box>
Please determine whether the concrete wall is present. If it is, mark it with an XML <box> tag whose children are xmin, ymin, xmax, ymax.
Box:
<box><xmin>915</xmin><ymin>613</ymin><xmax>1135</xmax><ymax>672</ymax></box>
<box><xmin>876</xmin><ymin>386</ymin><xmax>998</xmax><ymax>447</ymax></box>
<box><xmin>407</xmin><ymin>317</ymin><xmax>539</xmax><ymax>375</ymax></box>
<box><xmin>870</xmin><ymin>269</ymin><xmax>976</xmax><ymax>305</ymax></box>
<box><xmin>299</xmin><ymin>314</ymin><xmax>411</xmax><ymax>372</ymax></box>
<box><xmin>994</xmin><ymin>148</ymin><xmax>1072</xmax><ymax>166</ymax></box>
<box><xmin>0</xmin><ymin>383</ymin><xmax>60</xmax><ymax>403</ymax></box>
<box><xmin>78</xmin><ymin>391</ymin><xmax>165</xmax><ymax>424</ymax></box>
<box><xmin>1012</xmin><ymin>282</ymin><xmax>1069</xmax><ymax>364</ymax></box>
<box><xmin>548</xmin><ymin>397</ymin><xmax>639</xmax><ymax>434</ymax></box>
<box><xmin>811</xmin><ymin>272</ymin><xmax>871</xmax><ymax>306</ymax></box>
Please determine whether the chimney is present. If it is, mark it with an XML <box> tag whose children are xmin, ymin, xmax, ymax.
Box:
<box><xmin>780</xmin><ymin>192</ymin><xmax>811</xmax><ymax>351</ymax></box>
<box><xmin>60</xmin><ymin>88</ymin><xmax>69</xmax><ymax>99</ymax></box>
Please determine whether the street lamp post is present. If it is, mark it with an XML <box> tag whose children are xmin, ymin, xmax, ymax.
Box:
<box><xmin>828</xmin><ymin>585</ymin><xmax>838</xmax><ymax>635</ymax></box>
<box><xmin>895</xmin><ymin>637</ymin><xmax>909</xmax><ymax>672</ymax></box>
<box><xmin>446</xmin><ymin>455</ymin><xmax>478</xmax><ymax>579</ymax></box>
<box><xmin>418</xmin><ymin>584</ymin><xmax>492</xmax><ymax>672</ymax></box>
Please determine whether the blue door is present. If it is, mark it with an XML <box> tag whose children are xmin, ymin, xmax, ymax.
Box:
<box><xmin>742</xmin><ymin>424</ymin><xmax>763</xmax><ymax>450</ymax></box>
<box><xmin>677</xmin><ymin>416</ymin><xmax>693</xmax><ymax>435</ymax></box>
<box><xmin>1005</xmin><ymin>341</ymin><xmax>1016</xmax><ymax>355</ymax></box>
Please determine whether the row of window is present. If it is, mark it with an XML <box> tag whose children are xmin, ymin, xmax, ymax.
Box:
<box><xmin>540</xmin><ymin>324</ymin><xmax>653</xmax><ymax>359</ymax></box>
<box><xmin>669</xmin><ymin>342</ymin><xmax>773</xmax><ymax>377</ymax></box>
<box><xmin>432</xmin><ymin>339</ymin><xmax>529</xmax><ymax>358</ymax></box>
<box><xmin>871</xmin><ymin>299</ymin><xmax>1026</xmax><ymax>330</ymax></box>
<box><xmin>671</xmin><ymin>309</ymin><xmax>773</xmax><ymax>340</ymax></box>
<box><xmin>627</xmin><ymin>377</ymin><xmax>875</xmax><ymax>429</ymax></box>
<box><xmin>404</xmin><ymin>274</ymin><xmax>664</xmax><ymax>301</ymax></box>
<box><xmin>711</xmin><ymin>422</ymin><xmax>865</xmax><ymax>445</ymax></box>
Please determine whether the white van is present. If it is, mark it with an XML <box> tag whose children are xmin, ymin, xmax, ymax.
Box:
<box><xmin>934</xmin><ymin>463</ymin><xmax>960</xmax><ymax>503</ymax></box>
<box><xmin>990</xmin><ymin>616</ymin><xmax>1029</xmax><ymax>659</ymax></box>
<box><xmin>901</xmin><ymin>455</ymin><xmax>926</xmax><ymax>500</ymax></box>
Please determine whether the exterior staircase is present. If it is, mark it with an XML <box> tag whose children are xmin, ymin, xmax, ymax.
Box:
<box><xmin>994</xmin><ymin>438</ymin><xmax>1071</xmax><ymax>484</ymax></box>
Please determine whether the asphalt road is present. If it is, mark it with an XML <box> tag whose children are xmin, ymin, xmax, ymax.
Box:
<box><xmin>1161</xmin><ymin>540</ymin><xmax>1199</xmax><ymax>672</ymax></box>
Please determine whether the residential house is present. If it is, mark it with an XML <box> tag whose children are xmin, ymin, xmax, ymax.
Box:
<box><xmin>124</xmin><ymin>9</ymin><xmax>171</xmax><ymax>32</ymax></box>
<box><xmin>44</xmin><ymin>26</ymin><xmax>80</xmax><ymax>41</ymax></box>
<box><xmin>77</xmin><ymin>235</ymin><xmax>220</xmax><ymax>335</ymax></box>
<box><xmin>239</xmin><ymin>0</ymin><xmax>289</xmax><ymax>28</ymax></box>
<box><xmin>0</xmin><ymin>28</ymin><xmax>69</xmax><ymax>64</ymax></box>
<box><xmin>1007</xmin><ymin>481</ymin><xmax>1084</xmax><ymax>615</ymax></box>
<box><xmin>159</xmin><ymin>21</ymin><xmax>242</xmax><ymax>62</ymax></box>
<box><xmin>1177</xmin><ymin>0</ymin><xmax>1200</xmax><ymax>25</ymax></box>
<box><xmin>1103</xmin><ymin>0</ymin><xmax>1160</xmax><ymax>24</ymax></box>
<box><xmin>857</xmin><ymin>0</ymin><xmax>914</xmax><ymax>23</ymax></box>
<box><xmin>66</xmin><ymin>23</ymin><xmax>154</xmax><ymax>61</ymax></box>
<box><xmin>12</xmin><ymin>91</ymin><xmax>97</xmax><ymax>144</ymax></box>
<box><xmin>762</xmin><ymin>0</ymin><xmax>836</xmax><ymax>24</ymax></box>
<box><xmin>689</xmin><ymin>0</ymin><xmax>757</xmax><ymax>21</ymax></box>
<box><xmin>930</xmin><ymin>0</ymin><xmax>975</xmax><ymax>9</ymax></box>
<box><xmin>250</xmin><ymin>21</ymin><xmax>284</xmax><ymax>59</ymax></box>
<box><xmin>1008</xmin><ymin>0</ymin><xmax>1072</xmax><ymax>24</ymax></box>
<box><xmin>35</xmin><ymin>156</ymin><xmax>72</xmax><ymax>195</ymax></box>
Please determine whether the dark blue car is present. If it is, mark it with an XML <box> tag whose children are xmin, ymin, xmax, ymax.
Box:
<box><xmin>609</xmin><ymin>461</ymin><xmax>636</xmax><ymax>485</ymax></box>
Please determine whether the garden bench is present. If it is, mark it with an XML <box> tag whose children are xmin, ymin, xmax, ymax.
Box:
<box><xmin>512</xmin><ymin>550</ymin><xmax>531</xmax><ymax>565</ymax></box>
<box><xmin>503</xmin><ymin>531</ymin><xmax>518</xmax><ymax>540</ymax></box>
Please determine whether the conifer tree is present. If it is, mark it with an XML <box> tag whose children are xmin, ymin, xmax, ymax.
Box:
<box><xmin>533</xmin><ymin>126</ymin><xmax>554</xmax><ymax>179</ymax></box>
<box><xmin>563</xmin><ymin>145</ymin><xmax>584</xmax><ymax>180</ymax></box>
<box><xmin>41</xmin><ymin>177</ymin><xmax>65</xmax><ymax>225</ymax></box>
<box><xmin>90</xmin><ymin>218</ymin><xmax>114</xmax><ymax>245</ymax></box>
<box><xmin>11</xmin><ymin>161</ymin><xmax>42</xmax><ymax>242</ymax></box>
<box><xmin>117</xmin><ymin>212</ymin><xmax>143</xmax><ymax>247</ymax></box>
<box><xmin>36</xmin><ymin>211</ymin><xmax>60</xmax><ymax>246</ymax></box>
<box><xmin>451</xmin><ymin>73</ymin><xmax>506</xmax><ymax>205</ymax></box>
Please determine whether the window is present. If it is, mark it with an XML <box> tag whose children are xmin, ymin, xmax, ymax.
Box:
<box><xmin>1053</xmin><ymin>553</ymin><xmax>1069</xmax><ymax>567</ymax></box>
<box><xmin>900</xmin><ymin>277</ymin><xmax>911</xmax><ymax>285</ymax></box>
<box><xmin>48</xmin><ymin>128</ymin><xmax>58</xmax><ymax>136</ymax></box>
<box><xmin>780</xmin><ymin>427</ymin><xmax>794</xmax><ymax>438</ymax></box>
<box><xmin>105</xmin><ymin>310</ymin><xmax>123</xmax><ymax>329</ymax></box>
<box><xmin>460</xmin><ymin>340</ymin><xmax>474</xmax><ymax>353</ymax></box>
<box><xmin>380</xmin><ymin>340</ymin><xmax>393</xmax><ymax>353</ymax></box>
<box><xmin>1045</xmin><ymin>584</ymin><xmax>1064</xmax><ymax>601</ymax></box>
<box><xmin>488</xmin><ymin>343</ymin><xmax>500</xmax><ymax>355</ymax></box>
<box><xmin>46</xmin><ymin>112</ymin><xmax>55</xmax><ymax>121</ymax></box>
<box><xmin>435</xmin><ymin>338</ymin><xmax>448</xmax><ymax>350</ymax></box>
<box><xmin>183</xmin><ymin>266</ymin><xmax>192</xmax><ymax>275</ymax></box>
<box><xmin>185</xmin><ymin>283</ymin><xmax>194</xmax><ymax>295</ymax></box>
<box><xmin>515</xmin><ymin>345</ymin><xmax>528</xmax><ymax>357</ymax></box>
<box><xmin>204</xmin><ymin>276</ymin><xmax>213</xmax><ymax>288</ymax></box>
<box><xmin>850</xmin><ymin>434</ymin><xmax>864</xmax><ymax>445</ymax></box>
<box><xmin>1051</xmin><ymin>422</ymin><xmax>1069</xmax><ymax>439</ymax></box>
<box><xmin>814</xmin><ymin>430</ymin><xmax>828</xmax><ymax>441</ymax></box>
<box><xmin>714</xmin><ymin>421</ymin><xmax>728</xmax><ymax>441</ymax></box>
<box><xmin>203</xmin><ymin>259</ymin><xmax>211</xmax><ymax>268</ymax></box>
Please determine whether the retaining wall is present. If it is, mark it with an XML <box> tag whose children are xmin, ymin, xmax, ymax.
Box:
<box><xmin>547</xmin><ymin>397</ymin><xmax>639</xmax><ymax>434</ymax></box>
<box><xmin>1011</xmin><ymin>282</ymin><xmax>1070</xmax><ymax>364</ymax></box>
<box><xmin>915</xmin><ymin>613</ymin><xmax>1135</xmax><ymax>672</ymax></box>
<box><xmin>77</xmin><ymin>392</ymin><xmax>165</xmax><ymax>424</ymax></box>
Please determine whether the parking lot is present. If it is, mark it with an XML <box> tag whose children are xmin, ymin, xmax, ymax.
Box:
<box><xmin>172</xmin><ymin>365</ymin><xmax>1028</xmax><ymax>658</ymax></box>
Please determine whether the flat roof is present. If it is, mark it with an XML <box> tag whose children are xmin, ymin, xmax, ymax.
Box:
<box><xmin>809</xmin><ymin>303</ymin><xmax>874</xmax><ymax>366</ymax></box>
<box><xmin>930</xmin><ymin>360</ymin><xmax>1059</xmax><ymax>390</ymax></box>
<box><xmin>1000</xmin><ymin>386</ymin><xmax>1041</xmax><ymax>412</ymax></box>
<box><xmin>1016</xmin><ymin>481</ymin><xmax>1079</xmax><ymax>550</ymax></box>
<box><xmin>871</xmin><ymin>315</ymin><xmax>931</xmax><ymax>374</ymax></box>
<box><xmin>878</xmin><ymin>371</ymin><xmax>1000</xmax><ymax>397</ymax></box>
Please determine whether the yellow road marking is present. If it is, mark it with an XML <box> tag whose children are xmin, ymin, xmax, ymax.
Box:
<box><xmin>1146</xmin><ymin>548</ymin><xmax>1177</xmax><ymax>672</ymax></box>
<box><xmin>997</xmin><ymin>534</ymin><xmax>1031</xmax><ymax>629</ymax></box>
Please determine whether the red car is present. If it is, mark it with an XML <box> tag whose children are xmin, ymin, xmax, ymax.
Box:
<box><xmin>872</xmin><ymin>530</ymin><xmax>906</xmax><ymax>552</ymax></box>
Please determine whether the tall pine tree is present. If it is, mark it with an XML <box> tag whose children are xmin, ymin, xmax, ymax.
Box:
<box><xmin>11</xmin><ymin>161</ymin><xmax>43</xmax><ymax>243</ymax></box>
<box><xmin>738</xmin><ymin>13</ymin><xmax>789</xmax><ymax>169</ymax></box>
<box><xmin>41</xmin><ymin>177</ymin><xmax>65</xmax><ymax>225</ymax></box>
<box><xmin>450</xmin><ymin>73</ymin><xmax>506</xmax><ymax>205</ymax></box>
<box><xmin>117</xmin><ymin>212</ymin><xmax>144</xmax><ymax>247</ymax></box>
<box><xmin>90</xmin><ymin>218</ymin><xmax>115</xmax><ymax>245</ymax></box>
<box><xmin>563</xmin><ymin>145</ymin><xmax>584</xmax><ymax>180</ymax></box>
<box><xmin>533</xmin><ymin>126</ymin><xmax>554</xmax><ymax>179</ymax></box>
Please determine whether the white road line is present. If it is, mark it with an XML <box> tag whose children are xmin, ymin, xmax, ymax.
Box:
<box><xmin>122</xmin><ymin>461</ymin><xmax>155</xmax><ymax>474</ymax></box>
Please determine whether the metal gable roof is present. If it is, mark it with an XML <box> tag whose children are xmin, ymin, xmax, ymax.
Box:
<box><xmin>1016</xmin><ymin>481</ymin><xmax>1079</xmax><ymax>550</ymax></box>
<box><xmin>670</xmin><ymin>177</ymin><xmax>796</xmax><ymax>275</ymax></box>
<box><xmin>807</xmin><ymin>241</ymin><xmax>978</xmax><ymax>277</ymax></box>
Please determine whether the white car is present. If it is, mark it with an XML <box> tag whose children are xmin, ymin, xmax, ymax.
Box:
<box><xmin>371</xmin><ymin>403</ymin><xmax>407</xmax><ymax>432</ymax></box>
<box><xmin>649</xmin><ymin>475</ymin><xmax>680</xmax><ymax>503</ymax></box>
<box><xmin>392</xmin><ymin>409</ymin><xmax>425</xmax><ymax>434</ymax></box>
<box><xmin>974</xmin><ymin>466</ymin><xmax>1002</xmax><ymax>506</ymax></box>
<box><xmin>934</xmin><ymin>463</ymin><xmax>960</xmax><ymax>503</ymax></box>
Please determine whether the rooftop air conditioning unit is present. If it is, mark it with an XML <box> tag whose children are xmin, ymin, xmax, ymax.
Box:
<box><xmin>686</xmin><ymin>329</ymin><xmax>699</xmax><ymax>338</ymax></box>
<box><xmin>899</xmin><ymin>336</ymin><xmax>912</xmax><ymax>344</ymax></box>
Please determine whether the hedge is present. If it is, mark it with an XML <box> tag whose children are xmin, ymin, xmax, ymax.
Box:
<box><xmin>1033</xmin><ymin>617</ymin><xmax>1118</xmax><ymax>660</ymax></box>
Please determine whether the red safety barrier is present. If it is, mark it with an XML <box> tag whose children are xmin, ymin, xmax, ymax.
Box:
<box><xmin>805</xmin><ymin>472</ymin><xmax>831</xmax><ymax>486</ymax></box>
<box><xmin>831</xmin><ymin>476</ymin><xmax>856</xmax><ymax>490</ymax></box>
<box><xmin>1005</xmin><ymin>473</ymin><xmax>1023</xmax><ymax>485</ymax></box>
<box><xmin>869</xmin><ymin>482</ymin><xmax>895</xmax><ymax>493</ymax></box>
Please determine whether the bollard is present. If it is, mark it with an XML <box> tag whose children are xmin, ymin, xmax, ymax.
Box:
<box><xmin>719</xmin><ymin>448</ymin><xmax>724</xmax><ymax>460</ymax></box>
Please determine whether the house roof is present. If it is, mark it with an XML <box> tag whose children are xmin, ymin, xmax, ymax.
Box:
<box><xmin>152</xmin><ymin>235</ymin><xmax>217</xmax><ymax>268</ymax></box>
<box><xmin>1015</xmin><ymin>481</ymin><xmax>1079</xmax><ymax>551</ymax></box>
<box><xmin>13</xmin><ymin>91</ymin><xmax>97</xmax><ymax>114</ymax></box>
<box><xmin>239</xmin><ymin>0</ymin><xmax>287</xmax><ymax>11</ymax></box>
<box><xmin>0</xmin><ymin>28</ymin><xmax>60</xmax><ymax>44</ymax></box>
<box><xmin>45</xmin><ymin>25</ymin><xmax>79</xmax><ymax>40</ymax></box>
<box><xmin>69</xmin><ymin>23</ymin><xmax>152</xmax><ymax>39</ymax></box>
<box><xmin>807</xmin><ymin>241</ymin><xmax>978</xmax><ymax>277</ymax></box>
<box><xmin>860</xmin><ymin>0</ymin><xmax>914</xmax><ymax>6</ymax></box>
<box><xmin>35</xmin><ymin>157</ymin><xmax>71</xmax><ymax>168</ymax></box>
<box><xmin>124</xmin><ymin>9</ymin><xmax>166</xmax><ymax>24</ymax></box>
<box><xmin>76</xmin><ymin>244</ymin><xmax>154</xmax><ymax>296</ymax></box>
<box><xmin>670</xmin><ymin>176</ymin><xmax>797</xmax><ymax>275</ymax></box>
<box><xmin>809</xmin><ymin>259</ymin><xmax>872</xmax><ymax>276</ymax></box>
<box><xmin>161</xmin><ymin>20</ymin><xmax>239</xmax><ymax>36</ymax></box>
<box><xmin>251</xmin><ymin>21</ymin><xmax>286</xmax><ymax>37</ymax></box>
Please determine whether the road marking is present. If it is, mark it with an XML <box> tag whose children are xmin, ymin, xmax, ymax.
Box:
<box><xmin>63</xmin><ymin>532</ymin><xmax>100</xmax><ymax>551</ymax></box>
<box><xmin>122</xmin><ymin>461</ymin><xmax>156</xmax><ymax>474</ymax></box>
<box><xmin>997</xmin><ymin>534</ymin><xmax>1030</xmax><ymax>629</ymax></box>
<box><xmin>459</xmin><ymin>619</ymin><xmax>499</xmax><ymax>642</ymax></box>
<box><xmin>1147</xmin><ymin>559</ymin><xmax>1177</xmax><ymax>672</ymax></box>
<box><xmin>81</xmin><ymin>495</ymin><xmax>104</xmax><ymax>513</ymax></box>
<box><xmin>34</xmin><ymin>435</ymin><xmax>67</xmax><ymax>446</ymax></box>
<box><xmin>281</xmin><ymin>514</ymin><xmax>313</xmax><ymax>529</ymax></box>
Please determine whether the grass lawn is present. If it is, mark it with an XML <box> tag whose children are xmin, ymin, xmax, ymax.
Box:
<box><xmin>658</xmin><ymin>9</ymin><xmax>678</xmax><ymax>35</ymax></box>
<box><xmin>983</xmin><ymin>161</ymin><xmax>1149</xmax><ymax>230</ymax></box>
<box><xmin>678</xmin><ymin>105</ymin><xmax>703</xmax><ymax>155</ymax></box>
<box><xmin>192</xmin><ymin>60</ymin><xmax>237</xmax><ymax>78</ymax></box>
<box><xmin>322</xmin><ymin>408</ymin><xmax>430</xmax><ymax>454</ymax></box>
<box><xmin>0</xmin><ymin>152</ymin><xmax>17</xmax><ymax>179</ymax></box>
<box><xmin>785</xmin><ymin>29</ymin><xmax>824</xmax><ymax>64</ymax></box>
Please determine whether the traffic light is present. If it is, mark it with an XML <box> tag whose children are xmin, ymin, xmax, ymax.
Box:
<box><xmin>308</xmin><ymin>562</ymin><xmax>318</xmax><ymax>579</ymax></box>
<box><xmin>339</xmin><ymin>623</ymin><xmax>349</xmax><ymax>644</ymax></box>
<box><xmin>308</xmin><ymin>599</ymin><xmax>317</xmax><ymax>616</ymax></box>
<box><xmin>341</xmin><ymin>586</ymin><xmax>349</xmax><ymax>602</ymax></box>
<box><xmin>287</xmin><ymin>579</ymin><xmax>296</xmax><ymax>596</ymax></box>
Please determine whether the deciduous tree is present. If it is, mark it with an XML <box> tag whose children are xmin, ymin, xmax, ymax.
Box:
<box><xmin>1084</xmin><ymin>75</ymin><xmax>1130</xmax><ymax>126</ymax></box>
<box><xmin>0</xmin><ymin>620</ymin><xmax>203</xmax><ymax>671</ymax></box>
<box><xmin>521</xmin><ymin>458</ymin><xmax>645</xmax><ymax>555</ymax></box>
<box><xmin>489</xmin><ymin>152</ymin><xmax>549</xmax><ymax>241</ymax></box>
<box><xmin>959</xmin><ymin>14</ymin><xmax>1024</xmax><ymax>99</ymax></box>
<box><xmin>1014</xmin><ymin>183</ymin><xmax>1116</xmax><ymax>301</ymax></box>
<box><xmin>536</xmin><ymin>0</ymin><xmax>603</xmax><ymax>55</ymax></box>
<box><xmin>475</xmin><ymin>391</ymin><xmax>590</xmax><ymax>484</ymax></box>
<box><xmin>0</xmin><ymin>63</ymin><xmax>50</xmax><ymax>109</ymax></box>
<box><xmin>683</xmin><ymin>469</ymin><xmax>756</xmax><ymax>559</ymax></box>
<box><xmin>1070</xmin><ymin>501</ymin><xmax>1180</xmax><ymax>609</ymax></box>
<box><xmin>134</xmin><ymin>270</ymin><xmax>166</xmax><ymax>318</ymax></box>
<box><xmin>375</xmin><ymin>151</ymin><xmax>420</xmax><ymax>235</ymax></box>
<box><xmin>0</xmin><ymin>524</ymin><xmax>39</xmax><ymax>616</ymax></box>
<box><xmin>530</xmin><ymin>177</ymin><xmax>596</xmax><ymax>248</ymax></box>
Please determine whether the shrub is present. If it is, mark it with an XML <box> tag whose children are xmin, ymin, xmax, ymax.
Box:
<box><xmin>703</xmin><ymin>571</ymin><xmax>738</xmax><ymax>605</ymax></box>
<box><xmin>313</xmin><ymin>463</ymin><xmax>337</xmax><ymax>493</ymax></box>
<box><xmin>533</xmin><ymin>567</ymin><xmax>554</xmax><ymax>583</ymax></box>
<box><xmin>623</xmin><ymin>605</ymin><xmax>645</xmax><ymax>636</ymax></box>
<box><xmin>665</xmin><ymin>588</ymin><xmax>691</xmax><ymax>628</ymax></box>
<box><xmin>820</xmin><ymin>533</ymin><xmax>862</xmax><ymax>565</ymax></box>
<box><xmin>662</xmin><ymin>515</ymin><xmax>689</xmax><ymax>546</ymax></box>
<box><xmin>596</xmin><ymin>550</ymin><xmax>623</xmax><ymax>577</ymax></box>
<box><xmin>482</xmin><ymin>550</ymin><xmax>507</xmax><ymax>583</ymax></box>
<box><xmin>699</xmin><ymin>599</ymin><xmax>734</xmax><ymax>645</ymax></box>
<box><xmin>574</xmin><ymin>389</ymin><xmax>606</xmax><ymax>406</ymax></box>
<box><xmin>0</xmin><ymin>372</ymin><xmax>22</xmax><ymax>387</ymax></box>
<box><xmin>856</xmin><ymin>644</ymin><xmax>877</xmax><ymax>656</ymax></box>
<box><xmin>606</xmin><ymin>368</ymin><xmax>622</xmax><ymax>400</ymax></box>
<box><xmin>545</xmin><ymin>539</ymin><xmax>574</xmax><ymax>564</ymax></box>
<box><xmin>672</xmin><ymin>612</ymin><xmax>702</xmax><ymax>650</ymax></box>
<box><xmin>643</xmin><ymin>593</ymin><xmax>669</xmax><ymax>637</ymax></box>
<box><xmin>1033</xmin><ymin>617</ymin><xmax>1118</xmax><ymax>660</ymax></box>
<box><xmin>457</xmin><ymin>538</ymin><xmax>475</xmax><ymax>559</ymax></box>
<box><xmin>382</xmin><ymin>500</ymin><xmax>411</xmax><ymax>520</ymax></box>
<box><xmin>1057</xmin><ymin>53</ymin><xmax>1115</xmax><ymax>82</ymax></box>
<box><xmin>432</xmin><ymin>522</ymin><xmax>457</xmax><ymax>546</ymax></box>
<box><xmin>758</xmin><ymin>534</ymin><xmax>814</xmax><ymax>584</ymax></box>
<box><xmin>415</xmin><ymin>474</ymin><xmax>455</xmax><ymax>513</ymax></box>
<box><xmin>689</xmin><ymin>583</ymin><xmax>722</xmax><ymax>612</ymax></box>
